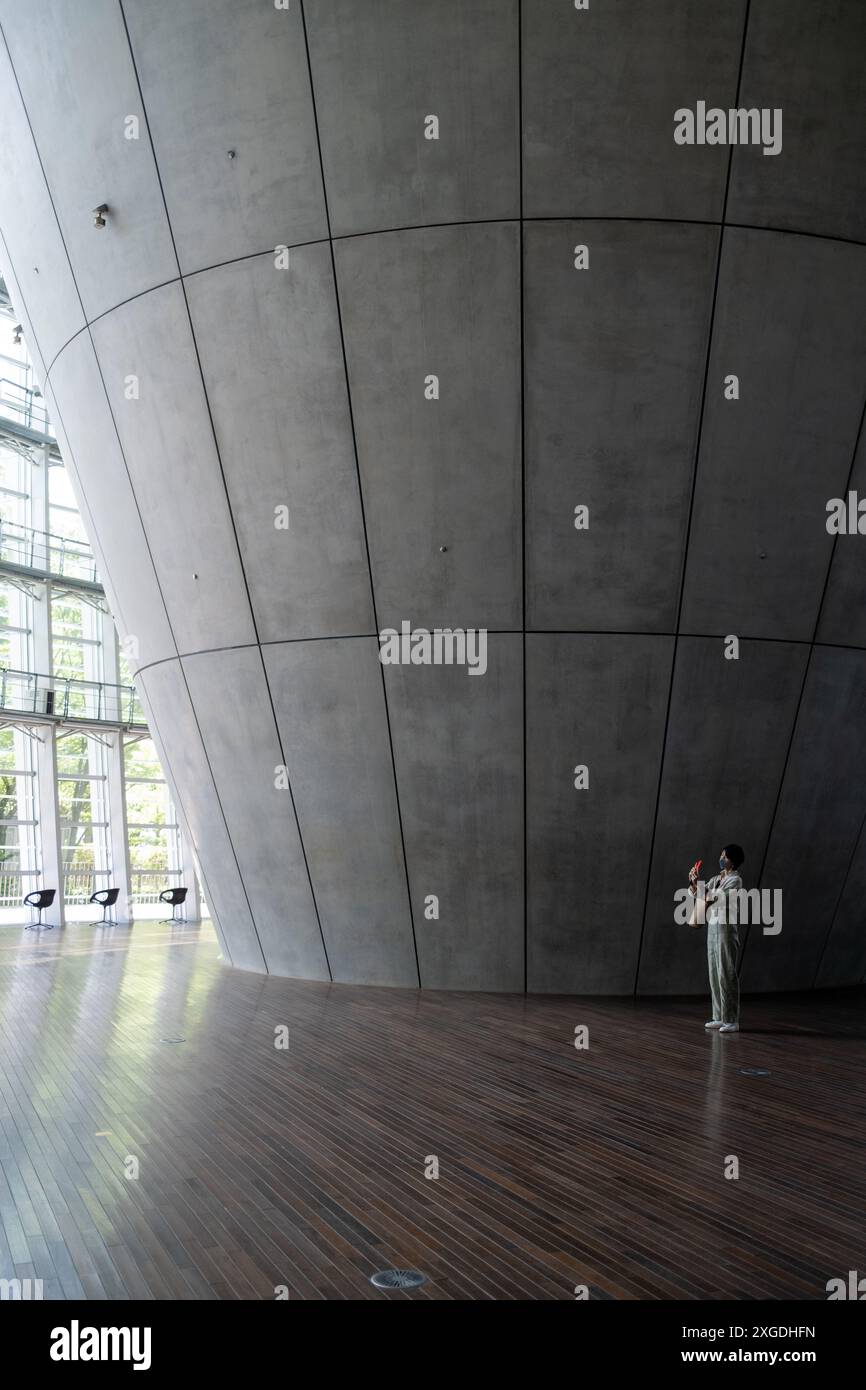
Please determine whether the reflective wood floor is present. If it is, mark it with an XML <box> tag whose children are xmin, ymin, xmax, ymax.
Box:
<box><xmin>0</xmin><ymin>922</ymin><xmax>863</xmax><ymax>1299</ymax></box>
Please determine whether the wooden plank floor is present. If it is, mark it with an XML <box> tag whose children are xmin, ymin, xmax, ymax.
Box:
<box><xmin>0</xmin><ymin>921</ymin><xmax>863</xmax><ymax>1300</ymax></box>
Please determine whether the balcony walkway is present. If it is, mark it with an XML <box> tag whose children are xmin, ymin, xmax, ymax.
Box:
<box><xmin>0</xmin><ymin>518</ymin><xmax>104</xmax><ymax>596</ymax></box>
<box><xmin>0</xmin><ymin>667</ymin><xmax>147</xmax><ymax>732</ymax></box>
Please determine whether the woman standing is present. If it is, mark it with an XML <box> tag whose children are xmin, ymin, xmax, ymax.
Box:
<box><xmin>689</xmin><ymin>845</ymin><xmax>745</xmax><ymax>1033</ymax></box>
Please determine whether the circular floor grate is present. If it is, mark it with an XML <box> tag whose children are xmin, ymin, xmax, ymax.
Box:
<box><xmin>370</xmin><ymin>1268</ymin><xmax>427</xmax><ymax>1290</ymax></box>
<box><xmin>739</xmin><ymin>1067</ymin><xmax>770</xmax><ymax>1076</ymax></box>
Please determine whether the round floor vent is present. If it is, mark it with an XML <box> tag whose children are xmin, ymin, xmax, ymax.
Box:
<box><xmin>370</xmin><ymin>1268</ymin><xmax>427</xmax><ymax>1290</ymax></box>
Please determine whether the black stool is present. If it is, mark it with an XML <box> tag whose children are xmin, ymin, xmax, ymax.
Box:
<box><xmin>159</xmin><ymin>887</ymin><xmax>188</xmax><ymax>923</ymax></box>
<box><xmin>90</xmin><ymin>887</ymin><xmax>120</xmax><ymax>923</ymax></box>
<box><xmin>24</xmin><ymin>888</ymin><xmax>56</xmax><ymax>929</ymax></box>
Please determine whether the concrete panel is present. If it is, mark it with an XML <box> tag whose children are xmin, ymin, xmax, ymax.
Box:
<box><xmin>522</xmin><ymin>0</ymin><xmax>746</xmax><ymax>220</ymax></box>
<box><xmin>814</xmin><ymin>805</ymin><xmax>866</xmax><ymax>989</ymax></box>
<box><xmin>263</xmin><ymin>638</ymin><xmax>417</xmax><ymax>987</ymax></box>
<box><xmin>3</xmin><ymin>1</ymin><xmax>865</xmax><ymax>994</ymax></box>
<box><xmin>817</xmin><ymin>428</ymin><xmax>866</xmax><ymax>649</ymax></box>
<box><xmin>526</xmin><ymin>633</ymin><xmax>672</xmax><ymax>994</ymax></box>
<box><xmin>0</xmin><ymin>0</ymin><xmax>177</xmax><ymax>321</ymax></box>
<box><xmin>384</xmin><ymin>634</ymin><xmax>523</xmax><ymax>991</ymax></box>
<box><xmin>681</xmin><ymin>230</ymin><xmax>866</xmax><ymax>642</ymax></box>
<box><xmin>137</xmin><ymin>659</ymin><xmax>267</xmax><ymax>974</ymax></box>
<box><xmin>727</xmin><ymin>0</ymin><xmax>866</xmax><ymax>242</ymax></box>
<box><xmin>0</xmin><ymin>39</ymin><xmax>84</xmax><ymax>372</ymax></box>
<box><xmin>185</xmin><ymin>247</ymin><xmax>373</xmax><ymax>643</ymax></box>
<box><xmin>304</xmin><ymin>0</ymin><xmax>519</xmax><ymax>236</ymax></box>
<box><xmin>181</xmin><ymin>648</ymin><xmax>330</xmax><ymax>981</ymax></box>
<box><xmin>636</xmin><ymin>636</ymin><xmax>809</xmax><ymax>995</ymax></box>
<box><xmin>123</xmin><ymin>0</ymin><xmax>326</xmax><ymax>274</ymax></box>
<box><xmin>128</xmin><ymin>672</ymin><xmax>229</xmax><ymax>955</ymax></box>
<box><xmin>45</xmin><ymin>333</ymin><xmax>175</xmax><ymax>671</ymax></box>
<box><xmin>525</xmin><ymin>221</ymin><xmax>717</xmax><ymax>632</ymax></box>
<box><xmin>90</xmin><ymin>281</ymin><xmax>257</xmax><ymax>654</ymax></box>
<box><xmin>745</xmin><ymin>647</ymin><xmax>866</xmax><ymax>992</ymax></box>
<box><xmin>335</xmin><ymin>223</ymin><xmax>521</xmax><ymax>631</ymax></box>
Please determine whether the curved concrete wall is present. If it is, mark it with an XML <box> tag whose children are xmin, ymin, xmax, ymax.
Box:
<box><xmin>1</xmin><ymin>0</ymin><xmax>864</xmax><ymax>992</ymax></box>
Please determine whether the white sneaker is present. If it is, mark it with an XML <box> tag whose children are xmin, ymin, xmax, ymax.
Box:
<box><xmin>705</xmin><ymin>1020</ymin><xmax>723</xmax><ymax>1029</ymax></box>
<box><xmin>719</xmin><ymin>1023</ymin><xmax>739</xmax><ymax>1032</ymax></box>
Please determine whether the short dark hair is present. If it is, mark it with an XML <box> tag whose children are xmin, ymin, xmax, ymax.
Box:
<box><xmin>723</xmin><ymin>844</ymin><xmax>745</xmax><ymax>869</ymax></box>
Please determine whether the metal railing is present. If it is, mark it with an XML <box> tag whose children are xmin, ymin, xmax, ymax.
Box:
<box><xmin>62</xmin><ymin>867</ymin><xmax>110</xmax><ymax>905</ymax></box>
<box><xmin>0</xmin><ymin>868</ymin><xmax>183</xmax><ymax>909</ymax></box>
<box><xmin>130</xmin><ymin>869</ymin><xmax>183</xmax><ymax>906</ymax></box>
<box><xmin>63</xmin><ymin>869</ymin><xmax>184</xmax><ymax>907</ymax></box>
<box><xmin>0</xmin><ymin>667</ymin><xmax>146</xmax><ymax>728</ymax></box>
<box><xmin>0</xmin><ymin>518</ymin><xmax>99</xmax><ymax>585</ymax></box>
<box><xmin>0</xmin><ymin>868</ymin><xmax>38</xmax><ymax>907</ymax></box>
<box><xmin>0</xmin><ymin>374</ymin><xmax>52</xmax><ymax>436</ymax></box>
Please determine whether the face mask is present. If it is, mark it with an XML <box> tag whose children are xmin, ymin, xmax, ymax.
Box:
<box><xmin>719</xmin><ymin>857</ymin><xmax>727</xmax><ymax>871</ymax></box>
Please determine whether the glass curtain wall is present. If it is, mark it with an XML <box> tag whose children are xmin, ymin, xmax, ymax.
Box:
<box><xmin>124</xmin><ymin>737</ymin><xmax>183</xmax><ymax>907</ymax></box>
<box><xmin>57</xmin><ymin>731</ymin><xmax>111</xmax><ymax>908</ymax></box>
<box><xmin>0</xmin><ymin>436</ymin><xmax>39</xmax><ymax>909</ymax></box>
<box><xmin>0</xmin><ymin>299</ymin><xmax>196</xmax><ymax>923</ymax></box>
